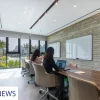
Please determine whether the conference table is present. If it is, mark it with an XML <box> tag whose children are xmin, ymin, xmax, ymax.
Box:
<box><xmin>56</xmin><ymin>67</ymin><xmax>100</xmax><ymax>100</ymax></box>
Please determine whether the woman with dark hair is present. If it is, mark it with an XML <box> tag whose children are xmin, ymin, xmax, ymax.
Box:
<box><xmin>43</xmin><ymin>47</ymin><xmax>59</xmax><ymax>73</ymax></box>
<box><xmin>31</xmin><ymin>49</ymin><xmax>42</xmax><ymax>64</ymax></box>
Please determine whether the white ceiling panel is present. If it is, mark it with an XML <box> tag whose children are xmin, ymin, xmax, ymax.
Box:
<box><xmin>0</xmin><ymin>0</ymin><xmax>54</xmax><ymax>34</ymax></box>
<box><xmin>31</xmin><ymin>0</ymin><xmax>100</xmax><ymax>35</ymax></box>
<box><xmin>0</xmin><ymin>0</ymin><xmax>100</xmax><ymax>35</ymax></box>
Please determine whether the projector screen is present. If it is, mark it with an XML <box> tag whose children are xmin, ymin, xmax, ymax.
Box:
<box><xmin>66</xmin><ymin>35</ymin><xmax>92</xmax><ymax>60</ymax></box>
<box><xmin>48</xmin><ymin>42</ymin><xmax>60</xmax><ymax>57</ymax></box>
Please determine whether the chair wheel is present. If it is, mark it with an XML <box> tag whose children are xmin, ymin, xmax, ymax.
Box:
<box><xmin>47</xmin><ymin>94</ymin><xmax>50</xmax><ymax>99</ymax></box>
<box><xmin>27</xmin><ymin>81</ymin><xmax>29</xmax><ymax>84</ymax></box>
<box><xmin>39</xmin><ymin>90</ymin><xmax>42</xmax><ymax>94</ymax></box>
<box><xmin>34</xmin><ymin>83</ymin><xmax>38</xmax><ymax>87</ymax></box>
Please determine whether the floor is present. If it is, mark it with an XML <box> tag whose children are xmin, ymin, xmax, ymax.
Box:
<box><xmin>0</xmin><ymin>68</ymin><xmax>55</xmax><ymax>100</ymax></box>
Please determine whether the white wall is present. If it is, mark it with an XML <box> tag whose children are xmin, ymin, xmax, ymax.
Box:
<box><xmin>0</xmin><ymin>30</ymin><xmax>47</xmax><ymax>40</ymax></box>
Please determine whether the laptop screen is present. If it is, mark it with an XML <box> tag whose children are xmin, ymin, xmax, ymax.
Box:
<box><xmin>56</xmin><ymin>60</ymin><xmax>66</xmax><ymax>69</ymax></box>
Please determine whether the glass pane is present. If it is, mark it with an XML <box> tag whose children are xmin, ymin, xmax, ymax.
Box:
<box><xmin>40</xmin><ymin>41</ymin><xmax>45</xmax><ymax>53</ymax></box>
<box><xmin>7</xmin><ymin>54</ymin><xmax>20</xmax><ymax>68</ymax></box>
<box><xmin>0</xmin><ymin>37</ymin><xmax>6</xmax><ymax>68</ymax></box>
<box><xmin>8</xmin><ymin>38</ymin><xmax>18</xmax><ymax>52</ymax></box>
<box><xmin>31</xmin><ymin>40</ymin><xmax>38</xmax><ymax>52</ymax></box>
<box><xmin>21</xmin><ymin>39</ymin><xmax>29</xmax><ymax>68</ymax></box>
<box><xmin>21</xmin><ymin>39</ymin><xmax>29</xmax><ymax>58</ymax></box>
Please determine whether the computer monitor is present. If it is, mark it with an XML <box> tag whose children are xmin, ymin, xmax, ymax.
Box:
<box><xmin>56</xmin><ymin>60</ymin><xmax>66</xmax><ymax>69</ymax></box>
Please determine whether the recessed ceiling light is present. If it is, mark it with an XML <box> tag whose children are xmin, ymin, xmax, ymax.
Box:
<box><xmin>56</xmin><ymin>2</ymin><xmax>58</xmax><ymax>5</ymax></box>
<box><xmin>24</xmin><ymin>12</ymin><xmax>26</xmax><ymax>14</ymax></box>
<box><xmin>54</xmin><ymin>20</ymin><xmax>56</xmax><ymax>22</ymax></box>
<box><xmin>74</xmin><ymin>5</ymin><xmax>77</xmax><ymax>7</ymax></box>
<box><xmin>45</xmin><ymin>12</ymin><xmax>47</xmax><ymax>15</ymax></box>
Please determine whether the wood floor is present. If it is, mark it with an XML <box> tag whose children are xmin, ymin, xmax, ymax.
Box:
<box><xmin>0</xmin><ymin>68</ymin><xmax>55</xmax><ymax>100</ymax></box>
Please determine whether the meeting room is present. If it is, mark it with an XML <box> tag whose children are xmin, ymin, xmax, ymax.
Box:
<box><xmin>0</xmin><ymin>0</ymin><xmax>100</xmax><ymax>100</ymax></box>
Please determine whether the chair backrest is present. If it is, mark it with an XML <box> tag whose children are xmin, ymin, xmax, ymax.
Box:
<box><xmin>32</xmin><ymin>63</ymin><xmax>60</xmax><ymax>87</ymax></box>
<box><xmin>28</xmin><ymin>60</ymin><xmax>35</xmax><ymax>75</ymax></box>
<box><xmin>69</xmin><ymin>63</ymin><xmax>77</xmax><ymax>68</ymax></box>
<box><xmin>21</xmin><ymin>59</ymin><xmax>26</xmax><ymax>68</ymax></box>
<box><xmin>68</xmin><ymin>75</ymin><xmax>99</xmax><ymax>100</ymax></box>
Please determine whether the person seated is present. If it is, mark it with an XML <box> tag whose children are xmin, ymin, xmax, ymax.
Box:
<box><xmin>43</xmin><ymin>47</ymin><xmax>59</xmax><ymax>73</ymax></box>
<box><xmin>31</xmin><ymin>49</ymin><xmax>42</xmax><ymax>64</ymax></box>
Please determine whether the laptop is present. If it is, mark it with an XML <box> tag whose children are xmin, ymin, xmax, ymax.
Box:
<box><xmin>56</xmin><ymin>60</ymin><xmax>66</xmax><ymax>69</ymax></box>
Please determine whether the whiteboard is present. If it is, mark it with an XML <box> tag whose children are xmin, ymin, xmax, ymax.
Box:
<box><xmin>48</xmin><ymin>42</ymin><xmax>60</xmax><ymax>57</ymax></box>
<box><xmin>66</xmin><ymin>35</ymin><xmax>92</xmax><ymax>60</ymax></box>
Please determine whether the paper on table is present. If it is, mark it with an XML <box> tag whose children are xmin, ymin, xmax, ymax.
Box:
<box><xmin>74</xmin><ymin>71</ymin><xmax>85</xmax><ymax>74</ymax></box>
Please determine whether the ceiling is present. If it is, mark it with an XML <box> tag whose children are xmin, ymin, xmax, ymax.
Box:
<box><xmin>0</xmin><ymin>0</ymin><xmax>100</xmax><ymax>36</ymax></box>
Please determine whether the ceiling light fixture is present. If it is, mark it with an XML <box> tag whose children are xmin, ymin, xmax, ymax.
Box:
<box><xmin>54</xmin><ymin>20</ymin><xmax>56</xmax><ymax>22</ymax></box>
<box><xmin>56</xmin><ymin>2</ymin><xmax>58</xmax><ymax>5</ymax></box>
<box><xmin>30</xmin><ymin>0</ymin><xmax>59</xmax><ymax>29</ymax></box>
<box><xmin>45</xmin><ymin>12</ymin><xmax>47</xmax><ymax>15</ymax></box>
<box><xmin>56</xmin><ymin>0</ymin><xmax>58</xmax><ymax>5</ymax></box>
<box><xmin>24</xmin><ymin>12</ymin><xmax>26</xmax><ymax>14</ymax></box>
<box><xmin>74</xmin><ymin>5</ymin><xmax>77</xmax><ymax>7</ymax></box>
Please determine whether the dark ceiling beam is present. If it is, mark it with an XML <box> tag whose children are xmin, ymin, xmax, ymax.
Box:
<box><xmin>30</xmin><ymin>0</ymin><xmax>59</xmax><ymax>29</ymax></box>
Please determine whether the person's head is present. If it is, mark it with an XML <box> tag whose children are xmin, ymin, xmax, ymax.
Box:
<box><xmin>46</xmin><ymin>47</ymin><xmax>54</xmax><ymax>55</ymax></box>
<box><xmin>44</xmin><ymin>47</ymin><xmax>54</xmax><ymax>60</ymax></box>
<box><xmin>31</xmin><ymin>49</ymin><xmax>40</xmax><ymax>61</ymax></box>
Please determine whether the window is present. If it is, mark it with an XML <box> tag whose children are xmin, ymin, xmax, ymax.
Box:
<box><xmin>0</xmin><ymin>37</ymin><xmax>6</xmax><ymax>68</ymax></box>
<box><xmin>40</xmin><ymin>41</ymin><xmax>46</xmax><ymax>53</ymax></box>
<box><xmin>31</xmin><ymin>40</ymin><xmax>39</xmax><ymax>53</ymax></box>
<box><xmin>7</xmin><ymin>54</ymin><xmax>20</xmax><ymax>68</ymax></box>
<box><xmin>8</xmin><ymin>38</ymin><xmax>19</xmax><ymax>52</ymax></box>
<box><xmin>21</xmin><ymin>39</ymin><xmax>29</xmax><ymax>59</ymax></box>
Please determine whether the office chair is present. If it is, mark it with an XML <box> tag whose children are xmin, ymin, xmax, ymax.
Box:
<box><xmin>21</xmin><ymin>59</ymin><xmax>30</xmax><ymax>77</ymax></box>
<box><xmin>33</xmin><ymin>63</ymin><xmax>60</xmax><ymax>100</ymax></box>
<box><xmin>27</xmin><ymin>60</ymin><xmax>35</xmax><ymax>84</ymax></box>
<box><xmin>68</xmin><ymin>75</ymin><xmax>100</xmax><ymax>100</ymax></box>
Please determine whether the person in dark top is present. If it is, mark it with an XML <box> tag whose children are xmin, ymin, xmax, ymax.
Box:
<box><xmin>43</xmin><ymin>47</ymin><xmax>59</xmax><ymax>73</ymax></box>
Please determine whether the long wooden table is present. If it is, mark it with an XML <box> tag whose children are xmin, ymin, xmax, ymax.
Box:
<box><xmin>56</xmin><ymin>67</ymin><xmax>100</xmax><ymax>100</ymax></box>
<box><xmin>58</xmin><ymin>67</ymin><xmax>100</xmax><ymax>90</ymax></box>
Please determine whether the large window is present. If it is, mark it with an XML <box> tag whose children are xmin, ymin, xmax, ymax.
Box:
<box><xmin>31</xmin><ymin>40</ymin><xmax>39</xmax><ymax>53</ymax></box>
<box><xmin>40</xmin><ymin>41</ymin><xmax>46</xmax><ymax>53</ymax></box>
<box><xmin>0</xmin><ymin>37</ymin><xmax>6</xmax><ymax>68</ymax></box>
<box><xmin>7</xmin><ymin>54</ymin><xmax>20</xmax><ymax>68</ymax></box>
<box><xmin>8</xmin><ymin>38</ymin><xmax>18</xmax><ymax>52</ymax></box>
<box><xmin>0</xmin><ymin>37</ymin><xmax>47</xmax><ymax>69</ymax></box>
<box><xmin>21</xmin><ymin>39</ymin><xmax>29</xmax><ymax>59</ymax></box>
<box><xmin>6</xmin><ymin>38</ymin><xmax>20</xmax><ymax>68</ymax></box>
